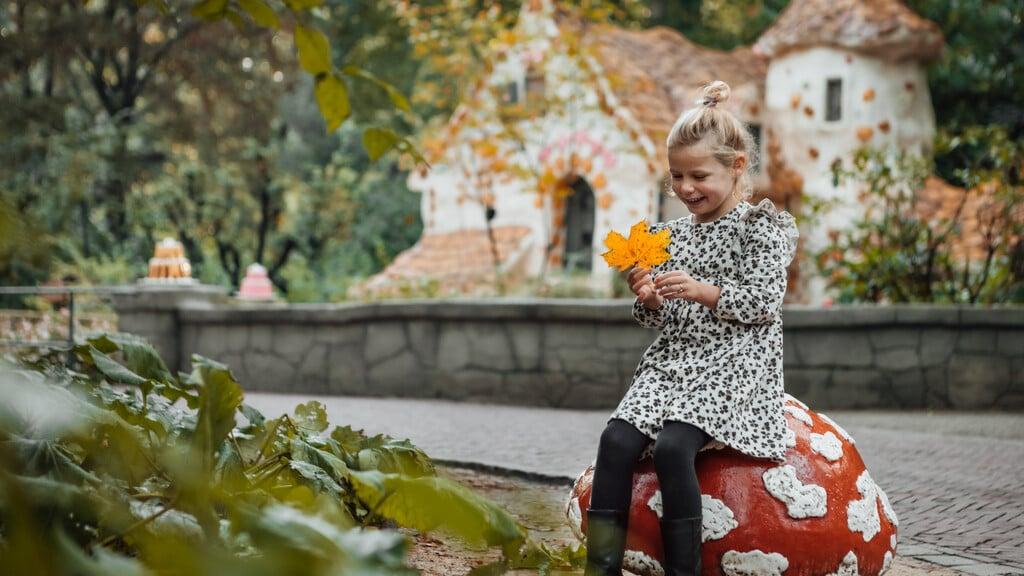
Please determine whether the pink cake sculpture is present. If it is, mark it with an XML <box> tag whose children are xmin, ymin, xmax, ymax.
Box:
<box><xmin>237</xmin><ymin>263</ymin><xmax>275</xmax><ymax>301</ymax></box>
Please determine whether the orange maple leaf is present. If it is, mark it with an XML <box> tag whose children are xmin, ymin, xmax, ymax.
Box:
<box><xmin>601</xmin><ymin>220</ymin><xmax>671</xmax><ymax>271</ymax></box>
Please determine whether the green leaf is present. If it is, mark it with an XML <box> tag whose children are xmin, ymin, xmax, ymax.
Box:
<box><xmin>295</xmin><ymin>25</ymin><xmax>331</xmax><ymax>75</ymax></box>
<box><xmin>363</xmin><ymin>128</ymin><xmax>400</xmax><ymax>161</ymax></box>
<box><xmin>283</xmin><ymin>0</ymin><xmax>325</xmax><ymax>10</ymax></box>
<box><xmin>345</xmin><ymin>469</ymin><xmax>526</xmax><ymax>551</ymax></box>
<box><xmin>315</xmin><ymin>74</ymin><xmax>350</xmax><ymax>133</ymax></box>
<box><xmin>293</xmin><ymin>400</ymin><xmax>328</xmax><ymax>433</ymax></box>
<box><xmin>55</xmin><ymin>527</ymin><xmax>153</xmax><ymax>576</ymax></box>
<box><xmin>6</xmin><ymin>436</ymin><xmax>101</xmax><ymax>485</ymax></box>
<box><xmin>290</xmin><ymin>438</ymin><xmax>349</xmax><ymax>481</ymax></box>
<box><xmin>355</xmin><ymin>434</ymin><xmax>434</xmax><ymax>476</ymax></box>
<box><xmin>191</xmin><ymin>361</ymin><xmax>244</xmax><ymax>469</ymax></box>
<box><xmin>240</xmin><ymin>403</ymin><xmax>266</xmax><ymax>428</ymax></box>
<box><xmin>0</xmin><ymin>474</ymin><xmax>92</xmax><ymax>513</ymax></box>
<box><xmin>214</xmin><ymin>442</ymin><xmax>250</xmax><ymax>493</ymax></box>
<box><xmin>331</xmin><ymin>425</ymin><xmax>368</xmax><ymax>454</ymax></box>
<box><xmin>88</xmin><ymin>333</ymin><xmax>174</xmax><ymax>385</ymax></box>
<box><xmin>239</xmin><ymin>503</ymin><xmax>409</xmax><ymax>570</ymax></box>
<box><xmin>238</xmin><ymin>0</ymin><xmax>279</xmax><ymax>28</ymax></box>
<box><xmin>190</xmin><ymin>0</ymin><xmax>227</xmax><ymax>19</ymax></box>
<box><xmin>224</xmin><ymin>8</ymin><xmax>246</xmax><ymax>31</ymax></box>
<box><xmin>341</xmin><ymin>65</ymin><xmax>412</xmax><ymax>113</ymax></box>
<box><xmin>91</xmin><ymin>348</ymin><xmax>148</xmax><ymax>387</ymax></box>
<box><xmin>289</xmin><ymin>460</ymin><xmax>344</xmax><ymax>497</ymax></box>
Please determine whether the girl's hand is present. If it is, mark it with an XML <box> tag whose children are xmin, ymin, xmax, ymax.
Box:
<box><xmin>628</xmin><ymin>267</ymin><xmax>664</xmax><ymax>310</ymax></box>
<box><xmin>654</xmin><ymin>271</ymin><xmax>720</xmax><ymax>307</ymax></box>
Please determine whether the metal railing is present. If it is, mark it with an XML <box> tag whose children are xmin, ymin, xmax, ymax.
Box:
<box><xmin>0</xmin><ymin>285</ymin><xmax>123</xmax><ymax>364</ymax></box>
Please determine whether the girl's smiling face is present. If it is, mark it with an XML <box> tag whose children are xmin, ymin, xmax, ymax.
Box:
<box><xmin>668</xmin><ymin>138</ymin><xmax>746</xmax><ymax>223</ymax></box>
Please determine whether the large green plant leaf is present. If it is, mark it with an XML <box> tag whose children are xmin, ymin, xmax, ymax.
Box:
<box><xmin>345</xmin><ymin>469</ymin><xmax>525</xmax><ymax>551</ymax></box>
<box><xmin>190</xmin><ymin>356</ymin><xmax>244</xmax><ymax>469</ymax></box>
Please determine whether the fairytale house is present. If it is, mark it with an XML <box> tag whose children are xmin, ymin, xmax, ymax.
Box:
<box><xmin>354</xmin><ymin>0</ymin><xmax>946</xmax><ymax>303</ymax></box>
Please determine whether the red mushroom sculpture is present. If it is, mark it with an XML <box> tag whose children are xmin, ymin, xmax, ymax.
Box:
<box><xmin>566</xmin><ymin>394</ymin><xmax>898</xmax><ymax>576</ymax></box>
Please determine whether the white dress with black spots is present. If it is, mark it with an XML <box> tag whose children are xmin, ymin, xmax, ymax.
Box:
<box><xmin>608</xmin><ymin>198</ymin><xmax>800</xmax><ymax>464</ymax></box>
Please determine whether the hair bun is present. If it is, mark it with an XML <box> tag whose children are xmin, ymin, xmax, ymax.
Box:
<box><xmin>699</xmin><ymin>80</ymin><xmax>731</xmax><ymax>108</ymax></box>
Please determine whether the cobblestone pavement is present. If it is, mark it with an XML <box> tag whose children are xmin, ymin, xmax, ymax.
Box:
<box><xmin>245</xmin><ymin>393</ymin><xmax>1024</xmax><ymax>575</ymax></box>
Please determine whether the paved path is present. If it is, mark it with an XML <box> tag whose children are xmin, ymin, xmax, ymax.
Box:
<box><xmin>245</xmin><ymin>393</ymin><xmax>1024</xmax><ymax>576</ymax></box>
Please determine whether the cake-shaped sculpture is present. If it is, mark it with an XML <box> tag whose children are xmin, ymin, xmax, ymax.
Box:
<box><xmin>144</xmin><ymin>238</ymin><xmax>194</xmax><ymax>283</ymax></box>
<box><xmin>566</xmin><ymin>394</ymin><xmax>898</xmax><ymax>576</ymax></box>
<box><xmin>237</xmin><ymin>263</ymin><xmax>275</xmax><ymax>301</ymax></box>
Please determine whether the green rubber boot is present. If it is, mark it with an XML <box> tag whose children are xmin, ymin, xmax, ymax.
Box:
<box><xmin>659</xmin><ymin>515</ymin><xmax>703</xmax><ymax>576</ymax></box>
<box><xmin>584</xmin><ymin>508</ymin><xmax>629</xmax><ymax>576</ymax></box>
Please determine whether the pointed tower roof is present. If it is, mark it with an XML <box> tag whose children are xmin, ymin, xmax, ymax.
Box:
<box><xmin>753</xmin><ymin>0</ymin><xmax>944</xmax><ymax>62</ymax></box>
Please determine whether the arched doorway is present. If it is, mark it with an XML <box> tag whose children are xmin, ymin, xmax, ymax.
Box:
<box><xmin>563</xmin><ymin>177</ymin><xmax>595</xmax><ymax>272</ymax></box>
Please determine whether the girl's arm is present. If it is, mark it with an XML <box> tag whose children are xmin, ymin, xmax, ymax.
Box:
<box><xmin>710</xmin><ymin>215</ymin><xmax>789</xmax><ymax>325</ymax></box>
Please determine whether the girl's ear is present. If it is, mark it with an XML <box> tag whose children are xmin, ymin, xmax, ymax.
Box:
<box><xmin>733</xmin><ymin>153</ymin><xmax>747</xmax><ymax>175</ymax></box>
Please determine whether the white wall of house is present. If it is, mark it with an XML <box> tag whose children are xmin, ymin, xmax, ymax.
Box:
<box><xmin>408</xmin><ymin>21</ymin><xmax>663</xmax><ymax>290</ymax></box>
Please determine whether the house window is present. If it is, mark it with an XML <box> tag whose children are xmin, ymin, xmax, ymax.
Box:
<box><xmin>749</xmin><ymin>123</ymin><xmax>763</xmax><ymax>173</ymax></box>
<box><xmin>506</xmin><ymin>81</ymin><xmax>519</xmax><ymax>104</ymax></box>
<box><xmin>826</xmin><ymin>78</ymin><xmax>842</xmax><ymax>122</ymax></box>
<box><xmin>563</xmin><ymin>177</ymin><xmax>595</xmax><ymax>272</ymax></box>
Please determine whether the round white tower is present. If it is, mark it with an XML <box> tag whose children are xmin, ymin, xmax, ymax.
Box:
<box><xmin>754</xmin><ymin>0</ymin><xmax>944</xmax><ymax>303</ymax></box>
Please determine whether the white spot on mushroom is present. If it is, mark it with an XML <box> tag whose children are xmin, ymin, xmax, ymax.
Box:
<box><xmin>702</xmin><ymin>494</ymin><xmax>739</xmax><ymax>541</ymax></box>
<box><xmin>625</xmin><ymin>549</ymin><xmax>665</xmax><ymax>576</ymax></box>
<box><xmin>784</xmin><ymin>394</ymin><xmax>809</xmax><ymax>410</ymax></box>
<box><xmin>784</xmin><ymin>405</ymin><xmax>813</xmax><ymax>427</ymax></box>
<box><xmin>649</xmin><ymin>491</ymin><xmax>739</xmax><ymax>542</ymax></box>
<box><xmin>819</xmin><ymin>413</ymin><xmax>856</xmax><ymax>445</ymax></box>
<box><xmin>783</xmin><ymin>426</ymin><xmax>797</xmax><ymax>448</ymax></box>
<box><xmin>567</xmin><ymin>496</ymin><xmax>584</xmax><ymax>540</ymax></box>
<box><xmin>763</xmin><ymin>465</ymin><xmax>828</xmax><ymax>518</ymax></box>
<box><xmin>826</xmin><ymin>551</ymin><xmax>860</xmax><ymax>576</ymax></box>
<box><xmin>882</xmin><ymin>551</ymin><xmax>894</xmax><ymax>575</ymax></box>
<box><xmin>848</xmin><ymin>471</ymin><xmax>882</xmax><ymax>541</ymax></box>
<box><xmin>877</xmin><ymin>484</ymin><xmax>899</xmax><ymax>527</ymax></box>
<box><xmin>721</xmin><ymin>550</ymin><xmax>790</xmax><ymax>576</ymax></box>
<box><xmin>890</xmin><ymin>534</ymin><xmax>897</xmax><ymax>549</ymax></box>
<box><xmin>648</xmin><ymin>490</ymin><xmax>663</xmax><ymax>518</ymax></box>
<box><xmin>810</xmin><ymin>431</ymin><xmax>844</xmax><ymax>462</ymax></box>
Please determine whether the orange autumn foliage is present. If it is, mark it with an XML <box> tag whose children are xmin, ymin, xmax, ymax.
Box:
<box><xmin>601</xmin><ymin>220</ymin><xmax>671</xmax><ymax>272</ymax></box>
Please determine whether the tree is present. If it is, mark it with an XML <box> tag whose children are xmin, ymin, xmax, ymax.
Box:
<box><xmin>0</xmin><ymin>0</ymin><xmax>421</xmax><ymax>298</ymax></box>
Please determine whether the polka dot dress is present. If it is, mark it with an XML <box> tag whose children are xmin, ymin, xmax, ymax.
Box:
<box><xmin>608</xmin><ymin>199</ymin><xmax>800</xmax><ymax>464</ymax></box>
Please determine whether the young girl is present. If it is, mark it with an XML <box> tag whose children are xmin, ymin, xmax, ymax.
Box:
<box><xmin>584</xmin><ymin>80</ymin><xmax>799</xmax><ymax>576</ymax></box>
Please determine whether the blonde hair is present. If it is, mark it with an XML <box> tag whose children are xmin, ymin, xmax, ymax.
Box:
<box><xmin>664</xmin><ymin>80</ymin><xmax>759</xmax><ymax>200</ymax></box>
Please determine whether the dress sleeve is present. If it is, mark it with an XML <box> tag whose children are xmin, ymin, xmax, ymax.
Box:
<box><xmin>712</xmin><ymin>199</ymin><xmax>799</xmax><ymax>325</ymax></box>
<box><xmin>630</xmin><ymin>221</ymin><xmax>680</xmax><ymax>330</ymax></box>
<box><xmin>632</xmin><ymin>295</ymin><xmax>680</xmax><ymax>330</ymax></box>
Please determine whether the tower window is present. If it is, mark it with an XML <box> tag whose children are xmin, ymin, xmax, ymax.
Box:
<box><xmin>506</xmin><ymin>81</ymin><xmax>519</xmax><ymax>104</ymax></box>
<box><xmin>826</xmin><ymin>78</ymin><xmax>842</xmax><ymax>122</ymax></box>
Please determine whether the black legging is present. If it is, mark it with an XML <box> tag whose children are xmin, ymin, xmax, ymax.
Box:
<box><xmin>590</xmin><ymin>418</ymin><xmax>710</xmax><ymax>520</ymax></box>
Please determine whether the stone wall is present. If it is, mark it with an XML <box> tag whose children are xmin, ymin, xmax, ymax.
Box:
<box><xmin>111</xmin><ymin>288</ymin><xmax>1023</xmax><ymax>410</ymax></box>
